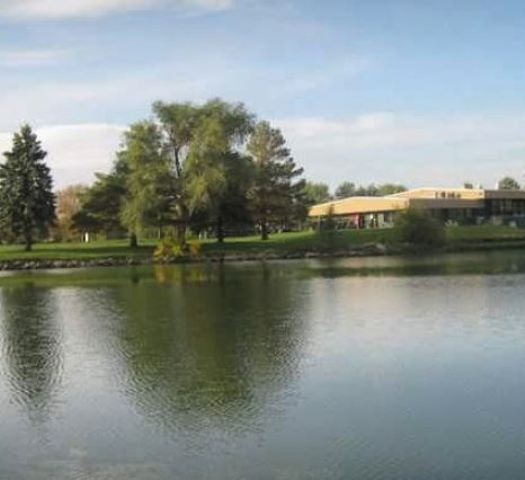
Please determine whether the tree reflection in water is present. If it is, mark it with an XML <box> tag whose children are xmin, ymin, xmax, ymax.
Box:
<box><xmin>0</xmin><ymin>282</ymin><xmax>63</xmax><ymax>425</ymax></box>
<box><xmin>104</xmin><ymin>263</ymin><xmax>310</xmax><ymax>440</ymax></box>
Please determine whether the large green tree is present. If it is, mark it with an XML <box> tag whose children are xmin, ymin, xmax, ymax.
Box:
<box><xmin>152</xmin><ymin>100</ymin><xmax>202</xmax><ymax>243</ymax></box>
<box><xmin>72</xmin><ymin>158</ymin><xmax>128</xmax><ymax>238</ymax></box>
<box><xmin>0</xmin><ymin>125</ymin><xmax>55</xmax><ymax>250</ymax></box>
<box><xmin>119</xmin><ymin>121</ymin><xmax>175</xmax><ymax>247</ymax></box>
<box><xmin>247</xmin><ymin>121</ymin><xmax>305</xmax><ymax>240</ymax></box>
<box><xmin>184</xmin><ymin>100</ymin><xmax>254</xmax><ymax>242</ymax></box>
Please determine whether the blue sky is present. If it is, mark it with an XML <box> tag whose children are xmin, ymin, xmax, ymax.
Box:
<box><xmin>1</xmin><ymin>0</ymin><xmax>525</xmax><ymax>188</ymax></box>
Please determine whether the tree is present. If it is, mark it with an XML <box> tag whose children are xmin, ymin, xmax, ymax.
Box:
<box><xmin>72</xmin><ymin>160</ymin><xmax>128</xmax><ymax>238</ymax></box>
<box><xmin>54</xmin><ymin>184</ymin><xmax>88</xmax><ymax>241</ymax></box>
<box><xmin>303</xmin><ymin>182</ymin><xmax>331</xmax><ymax>205</ymax></box>
<box><xmin>377</xmin><ymin>183</ymin><xmax>407</xmax><ymax>196</ymax></box>
<box><xmin>247</xmin><ymin>121</ymin><xmax>305</xmax><ymax>240</ymax></box>
<box><xmin>334</xmin><ymin>181</ymin><xmax>355</xmax><ymax>199</ymax></box>
<box><xmin>153</xmin><ymin>98</ymin><xmax>253</xmax><ymax>244</ymax></box>
<box><xmin>463</xmin><ymin>182</ymin><xmax>474</xmax><ymax>189</ymax></box>
<box><xmin>394</xmin><ymin>208</ymin><xmax>445</xmax><ymax>248</ymax></box>
<box><xmin>153</xmin><ymin>101</ymin><xmax>201</xmax><ymax>243</ymax></box>
<box><xmin>119</xmin><ymin>121</ymin><xmax>175</xmax><ymax>247</ymax></box>
<box><xmin>0</xmin><ymin>125</ymin><xmax>55</xmax><ymax>251</ymax></box>
<box><xmin>498</xmin><ymin>176</ymin><xmax>520</xmax><ymax>191</ymax></box>
<box><xmin>184</xmin><ymin>100</ymin><xmax>254</xmax><ymax>242</ymax></box>
<box><xmin>355</xmin><ymin>184</ymin><xmax>379</xmax><ymax>196</ymax></box>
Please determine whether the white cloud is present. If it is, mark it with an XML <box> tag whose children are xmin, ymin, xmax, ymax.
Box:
<box><xmin>0</xmin><ymin>124</ymin><xmax>125</xmax><ymax>188</ymax></box>
<box><xmin>276</xmin><ymin>113</ymin><xmax>525</xmax><ymax>188</ymax></box>
<box><xmin>0</xmin><ymin>67</ymin><xmax>219</xmax><ymax>130</ymax></box>
<box><xmin>0</xmin><ymin>48</ymin><xmax>71</xmax><ymax>67</ymax></box>
<box><xmin>0</xmin><ymin>0</ymin><xmax>233</xmax><ymax>19</ymax></box>
<box><xmin>0</xmin><ymin>113</ymin><xmax>523</xmax><ymax>191</ymax></box>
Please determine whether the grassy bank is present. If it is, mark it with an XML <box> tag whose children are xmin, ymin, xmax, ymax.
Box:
<box><xmin>0</xmin><ymin>225</ymin><xmax>523</xmax><ymax>265</ymax></box>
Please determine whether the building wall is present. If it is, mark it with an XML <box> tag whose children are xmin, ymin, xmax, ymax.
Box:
<box><xmin>308</xmin><ymin>188</ymin><xmax>525</xmax><ymax>228</ymax></box>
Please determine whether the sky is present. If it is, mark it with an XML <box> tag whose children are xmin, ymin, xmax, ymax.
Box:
<box><xmin>1</xmin><ymin>0</ymin><xmax>525</xmax><ymax>189</ymax></box>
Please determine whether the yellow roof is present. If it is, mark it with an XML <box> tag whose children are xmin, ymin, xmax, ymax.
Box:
<box><xmin>309</xmin><ymin>187</ymin><xmax>525</xmax><ymax>217</ymax></box>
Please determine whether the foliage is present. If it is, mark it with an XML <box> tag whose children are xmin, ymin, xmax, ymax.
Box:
<box><xmin>54</xmin><ymin>184</ymin><xmax>88</xmax><ymax>241</ymax></box>
<box><xmin>119</xmin><ymin>121</ymin><xmax>176</xmax><ymax>246</ymax></box>
<box><xmin>303</xmin><ymin>181</ymin><xmax>331</xmax><ymax>205</ymax></box>
<box><xmin>394</xmin><ymin>208</ymin><xmax>445</xmax><ymax>248</ymax></box>
<box><xmin>334</xmin><ymin>181</ymin><xmax>355</xmax><ymax>199</ymax></box>
<box><xmin>498</xmin><ymin>176</ymin><xmax>521</xmax><ymax>191</ymax></box>
<box><xmin>463</xmin><ymin>182</ymin><xmax>474</xmax><ymax>189</ymax></box>
<box><xmin>152</xmin><ymin>98</ymin><xmax>254</xmax><ymax>244</ymax></box>
<box><xmin>184</xmin><ymin>100</ymin><xmax>254</xmax><ymax>242</ymax></box>
<box><xmin>247</xmin><ymin>121</ymin><xmax>305</xmax><ymax>240</ymax></box>
<box><xmin>335</xmin><ymin>182</ymin><xmax>406</xmax><ymax>198</ymax></box>
<box><xmin>72</xmin><ymin>163</ymin><xmax>127</xmax><ymax>236</ymax></box>
<box><xmin>153</xmin><ymin>238</ymin><xmax>203</xmax><ymax>262</ymax></box>
<box><xmin>377</xmin><ymin>183</ymin><xmax>407</xmax><ymax>196</ymax></box>
<box><xmin>0</xmin><ymin>125</ymin><xmax>56</xmax><ymax>251</ymax></box>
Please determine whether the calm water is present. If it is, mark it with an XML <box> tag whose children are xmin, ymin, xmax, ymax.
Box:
<box><xmin>2</xmin><ymin>251</ymin><xmax>525</xmax><ymax>479</ymax></box>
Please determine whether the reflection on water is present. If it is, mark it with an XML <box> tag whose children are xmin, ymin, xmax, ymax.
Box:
<box><xmin>0</xmin><ymin>283</ymin><xmax>63</xmax><ymax>424</ymax></box>
<box><xmin>108</xmin><ymin>265</ymin><xmax>309</xmax><ymax>437</ymax></box>
<box><xmin>1</xmin><ymin>251</ymin><xmax>525</xmax><ymax>479</ymax></box>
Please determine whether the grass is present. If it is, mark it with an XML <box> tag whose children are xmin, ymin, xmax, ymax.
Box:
<box><xmin>0</xmin><ymin>225</ymin><xmax>524</xmax><ymax>263</ymax></box>
<box><xmin>0</xmin><ymin>240</ymin><xmax>155</xmax><ymax>260</ymax></box>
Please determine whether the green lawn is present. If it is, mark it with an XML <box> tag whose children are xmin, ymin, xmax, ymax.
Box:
<box><xmin>0</xmin><ymin>240</ymin><xmax>155</xmax><ymax>260</ymax></box>
<box><xmin>0</xmin><ymin>225</ymin><xmax>524</xmax><ymax>262</ymax></box>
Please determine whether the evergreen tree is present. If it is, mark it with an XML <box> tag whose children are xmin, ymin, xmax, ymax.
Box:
<box><xmin>0</xmin><ymin>125</ymin><xmax>55</xmax><ymax>251</ymax></box>
<box><xmin>72</xmin><ymin>158</ymin><xmax>129</xmax><ymax>238</ymax></box>
<box><xmin>247</xmin><ymin>121</ymin><xmax>305</xmax><ymax>240</ymax></box>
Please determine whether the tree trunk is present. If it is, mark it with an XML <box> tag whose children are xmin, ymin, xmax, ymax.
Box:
<box><xmin>129</xmin><ymin>232</ymin><xmax>138</xmax><ymax>248</ymax></box>
<box><xmin>176</xmin><ymin>204</ymin><xmax>189</xmax><ymax>245</ymax></box>
<box><xmin>261</xmin><ymin>220</ymin><xmax>269</xmax><ymax>241</ymax></box>
<box><xmin>216</xmin><ymin>215</ymin><xmax>224</xmax><ymax>243</ymax></box>
<box><xmin>24</xmin><ymin>228</ymin><xmax>32</xmax><ymax>251</ymax></box>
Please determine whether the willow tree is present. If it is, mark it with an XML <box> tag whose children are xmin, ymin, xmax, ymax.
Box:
<box><xmin>184</xmin><ymin>100</ymin><xmax>254</xmax><ymax>242</ymax></box>
<box><xmin>155</xmin><ymin>98</ymin><xmax>254</xmax><ymax>243</ymax></box>
<box><xmin>0</xmin><ymin>125</ymin><xmax>55</xmax><ymax>251</ymax></box>
<box><xmin>152</xmin><ymin>101</ymin><xmax>200</xmax><ymax>243</ymax></box>
<box><xmin>119</xmin><ymin>121</ymin><xmax>175</xmax><ymax>247</ymax></box>
<box><xmin>247</xmin><ymin>121</ymin><xmax>305</xmax><ymax>240</ymax></box>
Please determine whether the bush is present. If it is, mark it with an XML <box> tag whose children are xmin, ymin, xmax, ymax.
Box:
<box><xmin>153</xmin><ymin>239</ymin><xmax>202</xmax><ymax>262</ymax></box>
<box><xmin>394</xmin><ymin>208</ymin><xmax>445</xmax><ymax>248</ymax></box>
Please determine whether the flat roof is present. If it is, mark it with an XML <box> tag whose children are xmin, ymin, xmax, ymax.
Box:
<box><xmin>309</xmin><ymin>188</ymin><xmax>525</xmax><ymax>217</ymax></box>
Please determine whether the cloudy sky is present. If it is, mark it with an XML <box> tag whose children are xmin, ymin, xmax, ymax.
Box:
<box><xmin>1</xmin><ymin>0</ymin><xmax>525</xmax><ymax>189</ymax></box>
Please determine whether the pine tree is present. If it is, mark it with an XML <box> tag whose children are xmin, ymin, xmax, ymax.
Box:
<box><xmin>247</xmin><ymin>121</ymin><xmax>305</xmax><ymax>240</ymax></box>
<box><xmin>0</xmin><ymin>125</ymin><xmax>56</xmax><ymax>251</ymax></box>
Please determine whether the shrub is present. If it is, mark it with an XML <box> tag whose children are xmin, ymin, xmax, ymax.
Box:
<box><xmin>153</xmin><ymin>239</ymin><xmax>202</xmax><ymax>262</ymax></box>
<box><xmin>394</xmin><ymin>208</ymin><xmax>445</xmax><ymax>248</ymax></box>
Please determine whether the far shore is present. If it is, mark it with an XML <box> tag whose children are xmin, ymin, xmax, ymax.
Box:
<box><xmin>0</xmin><ymin>226</ymin><xmax>524</xmax><ymax>272</ymax></box>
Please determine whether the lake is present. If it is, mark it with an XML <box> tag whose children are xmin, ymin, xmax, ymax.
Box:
<box><xmin>1</xmin><ymin>250</ymin><xmax>525</xmax><ymax>479</ymax></box>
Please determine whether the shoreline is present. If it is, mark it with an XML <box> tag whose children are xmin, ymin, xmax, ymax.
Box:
<box><xmin>0</xmin><ymin>239</ymin><xmax>524</xmax><ymax>272</ymax></box>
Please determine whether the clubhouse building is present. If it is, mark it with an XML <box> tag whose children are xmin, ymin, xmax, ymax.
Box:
<box><xmin>309</xmin><ymin>188</ymin><xmax>525</xmax><ymax>229</ymax></box>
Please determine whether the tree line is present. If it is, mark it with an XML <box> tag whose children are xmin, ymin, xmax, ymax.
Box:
<box><xmin>72</xmin><ymin>99</ymin><xmax>306</xmax><ymax>245</ymax></box>
<box><xmin>0</xmin><ymin>99</ymin><xmax>309</xmax><ymax>249</ymax></box>
<box><xmin>1</xmin><ymin>99</ymin><xmax>524</xmax><ymax>251</ymax></box>
<box><xmin>303</xmin><ymin>181</ymin><xmax>408</xmax><ymax>206</ymax></box>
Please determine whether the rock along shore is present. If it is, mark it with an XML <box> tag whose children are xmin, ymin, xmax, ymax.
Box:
<box><xmin>0</xmin><ymin>243</ymin><xmax>394</xmax><ymax>272</ymax></box>
<box><xmin>0</xmin><ymin>240</ymin><xmax>523</xmax><ymax>272</ymax></box>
